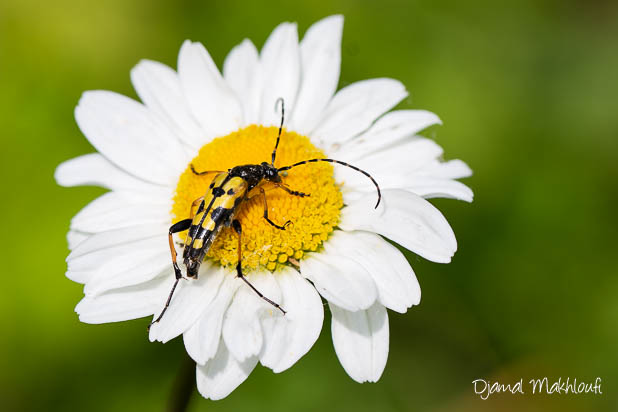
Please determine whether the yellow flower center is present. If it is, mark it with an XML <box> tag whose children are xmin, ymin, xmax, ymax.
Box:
<box><xmin>172</xmin><ymin>125</ymin><xmax>343</xmax><ymax>272</ymax></box>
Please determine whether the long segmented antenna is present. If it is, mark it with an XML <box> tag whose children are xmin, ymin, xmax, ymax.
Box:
<box><xmin>278</xmin><ymin>158</ymin><xmax>382</xmax><ymax>208</ymax></box>
<box><xmin>271</xmin><ymin>97</ymin><xmax>285</xmax><ymax>166</ymax></box>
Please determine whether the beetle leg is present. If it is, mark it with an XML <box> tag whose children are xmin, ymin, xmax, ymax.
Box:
<box><xmin>189</xmin><ymin>196</ymin><xmax>205</xmax><ymax>219</ymax></box>
<box><xmin>274</xmin><ymin>182</ymin><xmax>310</xmax><ymax>198</ymax></box>
<box><xmin>255</xmin><ymin>187</ymin><xmax>291</xmax><ymax>230</ymax></box>
<box><xmin>168</xmin><ymin>219</ymin><xmax>193</xmax><ymax>280</ymax></box>
<box><xmin>148</xmin><ymin>218</ymin><xmax>193</xmax><ymax>330</ymax></box>
<box><xmin>232</xmin><ymin>220</ymin><xmax>286</xmax><ymax>315</ymax></box>
<box><xmin>190</xmin><ymin>164</ymin><xmax>223</xmax><ymax>176</ymax></box>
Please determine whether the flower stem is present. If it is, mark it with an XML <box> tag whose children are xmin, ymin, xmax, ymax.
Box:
<box><xmin>167</xmin><ymin>351</ymin><xmax>195</xmax><ymax>412</ymax></box>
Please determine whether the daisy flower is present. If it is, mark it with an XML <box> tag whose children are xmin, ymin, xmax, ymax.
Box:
<box><xmin>56</xmin><ymin>15</ymin><xmax>472</xmax><ymax>400</ymax></box>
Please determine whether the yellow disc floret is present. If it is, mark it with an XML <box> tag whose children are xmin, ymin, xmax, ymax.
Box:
<box><xmin>171</xmin><ymin>125</ymin><xmax>343</xmax><ymax>273</ymax></box>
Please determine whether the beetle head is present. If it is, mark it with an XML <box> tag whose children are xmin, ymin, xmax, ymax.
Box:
<box><xmin>186</xmin><ymin>259</ymin><xmax>200</xmax><ymax>278</ymax></box>
<box><xmin>262</xmin><ymin>162</ymin><xmax>282</xmax><ymax>183</ymax></box>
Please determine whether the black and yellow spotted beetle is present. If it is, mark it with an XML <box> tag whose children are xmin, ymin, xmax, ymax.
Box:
<box><xmin>150</xmin><ymin>99</ymin><xmax>382</xmax><ymax>327</ymax></box>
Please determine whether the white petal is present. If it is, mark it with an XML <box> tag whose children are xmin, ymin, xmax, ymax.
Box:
<box><xmin>407</xmin><ymin>177</ymin><xmax>474</xmax><ymax>202</ymax></box>
<box><xmin>74</xmin><ymin>91</ymin><xmax>188</xmax><ymax>185</ymax></box>
<box><xmin>178</xmin><ymin>41</ymin><xmax>242</xmax><ymax>138</ymax></box>
<box><xmin>258</xmin><ymin>314</ymin><xmax>287</xmax><ymax>370</ymax></box>
<box><xmin>311</xmin><ymin>78</ymin><xmax>408</xmax><ymax>145</ymax></box>
<box><xmin>184</xmin><ymin>274</ymin><xmax>240</xmax><ymax>365</ymax></box>
<box><xmin>67</xmin><ymin>236</ymin><xmax>169</xmax><ymax>291</ymax></box>
<box><xmin>222</xmin><ymin>287</ymin><xmax>261</xmax><ymax>363</ymax></box>
<box><xmin>222</xmin><ymin>273</ymin><xmax>282</xmax><ymax>362</ymax></box>
<box><xmin>257</xmin><ymin>277</ymin><xmax>287</xmax><ymax>370</ymax></box>
<box><xmin>301</xmin><ymin>252</ymin><xmax>377</xmax><ymax>311</ymax></box>
<box><xmin>338</xmin><ymin>145</ymin><xmax>473</xmax><ymax>203</ymax></box>
<box><xmin>80</xmin><ymin>243</ymin><xmax>171</xmax><ymax>296</ymax></box>
<box><xmin>417</xmin><ymin>159</ymin><xmax>473</xmax><ymax>179</ymax></box>
<box><xmin>130</xmin><ymin>59</ymin><xmax>205</xmax><ymax>149</ymax></box>
<box><xmin>259</xmin><ymin>22</ymin><xmax>300</xmax><ymax>126</ymax></box>
<box><xmin>289</xmin><ymin>15</ymin><xmax>343</xmax><ymax>134</ymax></box>
<box><xmin>324</xmin><ymin>231</ymin><xmax>420</xmax><ymax>313</ymax></box>
<box><xmin>68</xmin><ymin>234</ymin><xmax>164</xmax><ymax>272</ymax></box>
<box><xmin>149</xmin><ymin>264</ymin><xmax>225</xmax><ymax>343</ymax></box>
<box><xmin>67</xmin><ymin>230</ymin><xmax>89</xmax><ymax>250</ymax></box>
<box><xmin>223</xmin><ymin>39</ymin><xmax>262</xmax><ymax>126</ymax></box>
<box><xmin>67</xmin><ymin>223</ymin><xmax>167</xmax><ymax>260</ymax></box>
<box><xmin>65</xmin><ymin>230</ymin><xmax>95</xmax><ymax>284</ymax></box>
<box><xmin>335</xmin><ymin>137</ymin><xmax>444</xmax><ymax>191</ymax></box>
<box><xmin>330</xmin><ymin>302</ymin><xmax>389</xmax><ymax>383</ymax></box>
<box><xmin>71</xmin><ymin>191</ymin><xmax>170</xmax><ymax>233</ymax></box>
<box><xmin>332</xmin><ymin>110</ymin><xmax>442</xmax><ymax>160</ymax></box>
<box><xmin>76</xmin><ymin>275</ymin><xmax>173</xmax><ymax>323</ymax></box>
<box><xmin>340</xmin><ymin>190</ymin><xmax>457</xmax><ymax>263</ymax></box>
<box><xmin>66</xmin><ymin>269</ymin><xmax>95</xmax><ymax>285</ymax></box>
<box><xmin>55</xmin><ymin>153</ymin><xmax>167</xmax><ymax>193</ymax></box>
<box><xmin>196</xmin><ymin>340</ymin><xmax>258</xmax><ymax>400</ymax></box>
<box><xmin>260</xmin><ymin>267</ymin><xmax>324</xmax><ymax>372</ymax></box>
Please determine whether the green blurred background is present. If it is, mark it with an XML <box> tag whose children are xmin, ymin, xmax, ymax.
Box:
<box><xmin>1</xmin><ymin>0</ymin><xmax>617</xmax><ymax>411</ymax></box>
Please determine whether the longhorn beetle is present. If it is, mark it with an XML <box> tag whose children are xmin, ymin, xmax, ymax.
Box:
<box><xmin>150</xmin><ymin>99</ymin><xmax>382</xmax><ymax>328</ymax></box>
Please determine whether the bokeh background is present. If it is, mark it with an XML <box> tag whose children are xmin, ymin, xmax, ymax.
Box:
<box><xmin>1</xmin><ymin>0</ymin><xmax>617</xmax><ymax>411</ymax></box>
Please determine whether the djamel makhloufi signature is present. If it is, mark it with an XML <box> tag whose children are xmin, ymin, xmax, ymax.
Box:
<box><xmin>472</xmin><ymin>377</ymin><xmax>603</xmax><ymax>400</ymax></box>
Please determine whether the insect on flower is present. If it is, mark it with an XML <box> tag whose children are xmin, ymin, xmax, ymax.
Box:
<box><xmin>150</xmin><ymin>99</ymin><xmax>382</xmax><ymax>327</ymax></box>
<box><xmin>58</xmin><ymin>16</ymin><xmax>471</xmax><ymax>396</ymax></box>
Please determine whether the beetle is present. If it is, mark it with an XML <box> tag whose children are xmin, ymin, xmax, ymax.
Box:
<box><xmin>150</xmin><ymin>99</ymin><xmax>381</xmax><ymax>327</ymax></box>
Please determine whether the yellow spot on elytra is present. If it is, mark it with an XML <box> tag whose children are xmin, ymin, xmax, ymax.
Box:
<box><xmin>172</xmin><ymin>125</ymin><xmax>343</xmax><ymax>273</ymax></box>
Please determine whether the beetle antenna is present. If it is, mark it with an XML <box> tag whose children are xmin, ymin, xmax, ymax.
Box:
<box><xmin>278</xmin><ymin>159</ymin><xmax>382</xmax><ymax>208</ymax></box>
<box><xmin>271</xmin><ymin>97</ymin><xmax>285</xmax><ymax>166</ymax></box>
